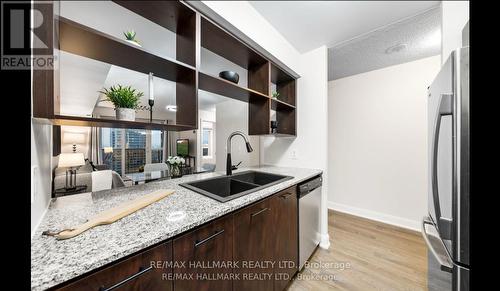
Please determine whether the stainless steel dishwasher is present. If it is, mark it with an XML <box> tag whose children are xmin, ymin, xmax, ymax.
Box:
<box><xmin>298</xmin><ymin>175</ymin><xmax>322</xmax><ymax>270</ymax></box>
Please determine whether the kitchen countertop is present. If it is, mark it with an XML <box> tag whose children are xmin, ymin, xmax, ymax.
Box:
<box><xmin>31</xmin><ymin>166</ymin><xmax>322</xmax><ymax>290</ymax></box>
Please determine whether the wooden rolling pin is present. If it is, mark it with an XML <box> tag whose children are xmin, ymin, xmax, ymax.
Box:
<box><xmin>43</xmin><ymin>189</ymin><xmax>175</xmax><ymax>240</ymax></box>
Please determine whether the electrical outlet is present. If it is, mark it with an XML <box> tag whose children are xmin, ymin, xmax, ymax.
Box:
<box><xmin>31</xmin><ymin>165</ymin><xmax>38</xmax><ymax>204</ymax></box>
<box><xmin>291</xmin><ymin>150</ymin><xmax>297</xmax><ymax>160</ymax></box>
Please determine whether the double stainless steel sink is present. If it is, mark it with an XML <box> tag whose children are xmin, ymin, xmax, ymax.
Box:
<box><xmin>179</xmin><ymin>170</ymin><xmax>293</xmax><ymax>202</ymax></box>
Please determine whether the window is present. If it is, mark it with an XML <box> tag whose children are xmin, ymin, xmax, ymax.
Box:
<box><xmin>100</xmin><ymin>128</ymin><xmax>164</xmax><ymax>175</ymax></box>
<box><xmin>201</xmin><ymin>121</ymin><xmax>214</xmax><ymax>158</ymax></box>
<box><xmin>151</xmin><ymin>130</ymin><xmax>163</xmax><ymax>163</ymax></box>
<box><xmin>125</xmin><ymin>129</ymin><xmax>147</xmax><ymax>173</ymax></box>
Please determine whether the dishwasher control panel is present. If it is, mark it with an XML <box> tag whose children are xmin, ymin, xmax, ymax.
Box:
<box><xmin>298</xmin><ymin>175</ymin><xmax>322</xmax><ymax>197</ymax></box>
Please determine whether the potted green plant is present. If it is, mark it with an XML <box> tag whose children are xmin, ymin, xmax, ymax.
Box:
<box><xmin>123</xmin><ymin>30</ymin><xmax>141</xmax><ymax>47</ymax></box>
<box><xmin>99</xmin><ymin>85</ymin><xmax>143</xmax><ymax>121</ymax></box>
<box><xmin>167</xmin><ymin>156</ymin><xmax>185</xmax><ymax>178</ymax></box>
<box><xmin>272</xmin><ymin>91</ymin><xmax>280</xmax><ymax>99</ymax></box>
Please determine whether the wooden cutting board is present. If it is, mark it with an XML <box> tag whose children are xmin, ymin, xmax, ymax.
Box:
<box><xmin>48</xmin><ymin>189</ymin><xmax>175</xmax><ymax>240</ymax></box>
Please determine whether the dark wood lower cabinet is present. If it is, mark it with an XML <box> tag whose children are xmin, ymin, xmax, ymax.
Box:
<box><xmin>54</xmin><ymin>186</ymin><xmax>300</xmax><ymax>291</ymax></box>
<box><xmin>56</xmin><ymin>242</ymin><xmax>173</xmax><ymax>291</ymax></box>
<box><xmin>272</xmin><ymin>186</ymin><xmax>298</xmax><ymax>291</ymax></box>
<box><xmin>233</xmin><ymin>196</ymin><xmax>275</xmax><ymax>291</ymax></box>
<box><xmin>173</xmin><ymin>215</ymin><xmax>233</xmax><ymax>291</ymax></box>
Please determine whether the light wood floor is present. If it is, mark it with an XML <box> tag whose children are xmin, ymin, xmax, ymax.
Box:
<box><xmin>288</xmin><ymin>210</ymin><xmax>427</xmax><ymax>291</ymax></box>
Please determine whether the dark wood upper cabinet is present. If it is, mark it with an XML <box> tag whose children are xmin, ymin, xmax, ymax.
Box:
<box><xmin>272</xmin><ymin>186</ymin><xmax>299</xmax><ymax>291</ymax></box>
<box><xmin>55</xmin><ymin>242</ymin><xmax>173</xmax><ymax>291</ymax></box>
<box><xmin>32</xmin><ymin>0</ymin><xmax>297</xmax><ymax>136</ymax></box>
<box><xmin>32</xmin><ymin>1</ymin><xmax>54</xmax><ymax>119</ymax></box>
<box><xmin>268</xmin><ymin>64</ymin><xmax>297</xmax><ymax>136</ymax></box>
<box><xmin>271</xmin><ymin>63</ymin><xmax>296</xmax><ymax>107</ymax></box>
<box><xmin>173</xmin><ymin>215</ymin><xmax>233</xmax><ymax>291</ymax></box>
<box><xmin>198</xmin><ymin>72</ymin><xmax>269</xmax><ymax>103</ymax></box>
<box><xmin>233</xmin><ymin>196</ymin><xmax>275</xmax><ymax>291</ymax></box>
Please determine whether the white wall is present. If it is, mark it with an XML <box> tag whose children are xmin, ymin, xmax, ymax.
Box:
<box><xmin>328</xmin><ymin>56</ymin><xmax>441</xmax><ymax>231</ymax></box>
<box><xmin>215</xmin><ymin>99</ymin><xmax>260</xmax><ymax>171</ymax></box>
<box><xmin>31</xmin><ymin>121</ymin><xmax>53</xmax><ymax>236</ymax></box>
<box><xmin>204</xmin><ymin>1</ymin><xmax>330</xmax><ymax>248</ymax></box>
<box><xmin>441</xmin><ymin>1</ymin><xmax>469</xmax><ymax>64</ymax></box>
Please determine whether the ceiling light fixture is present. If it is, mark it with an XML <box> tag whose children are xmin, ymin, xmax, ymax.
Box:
<box><xmin>385</xmin><ymin>43</ymin><xmax>407</xmax><ymax>54</ymax></box>
<box><xmin>166</xmin><ymin>105</ymin><xmax>177</xmax><ymax>112</ymax></box>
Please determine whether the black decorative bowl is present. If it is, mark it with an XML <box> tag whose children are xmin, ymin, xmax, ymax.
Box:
<box><xmin>219</xmin><ymin>71</ymin><xmax>239</xmax><ymax>84</ymax></box>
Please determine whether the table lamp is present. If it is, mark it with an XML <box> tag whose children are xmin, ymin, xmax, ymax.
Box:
<box><xmin>63</xmin><ymin>132</ymin><xmax>85</xmax><ymax>153</ymax></box>
<box><xmin>58</xmin><ymin>153</ymin><xmax>85</xmax><ymax>190</ymax></box>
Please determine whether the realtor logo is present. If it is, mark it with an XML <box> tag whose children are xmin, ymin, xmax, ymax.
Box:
<box><xmin>1</xmin><ymin>1</ymin><xmax>53</xmax><ymax>70</ymax></box>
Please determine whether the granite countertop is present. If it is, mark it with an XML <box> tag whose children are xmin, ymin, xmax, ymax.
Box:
<box><xmin>31</xmin><ymin>166</ymin><xmax>322</xmax><ymax>290</ymax></box>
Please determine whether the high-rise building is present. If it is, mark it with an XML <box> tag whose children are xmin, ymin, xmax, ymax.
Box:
<box><xmin>101</xmin><ymin>128</ymin><xmax>163</xmax><ymax>175</ymax></box>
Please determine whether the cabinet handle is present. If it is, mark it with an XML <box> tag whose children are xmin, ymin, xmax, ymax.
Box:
<box><xmin>250</xmin><ymin>207</ymin><xmax>269</xmax><ymax>217</ymax></box>
<box><xmin>195</xmin><ymin>229</ymin><xmax>225</xmax><ymax>247</ymax></box>
<box><xmin>98</xmin><ymin>266</ymin><xmax>153</xmax><ymax>291</ymax></box>
<box><xmin>280</xmin><ymin>192</ymin><xmax>293</xmax><ymax>199</ymax></box>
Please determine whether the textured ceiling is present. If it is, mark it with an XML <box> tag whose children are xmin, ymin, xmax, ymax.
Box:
<box><xmin>249</xmin><ymin>1</ymin><xmax>440</xmax><ymax>53</ymax></box>
<box><xmin>329</xmin><ymin>7</ymin><xmax>441</xmax><ymax>80</ymax></box>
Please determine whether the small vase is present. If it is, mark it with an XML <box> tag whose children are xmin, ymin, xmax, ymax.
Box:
<box><xmin>170</xmin><ymin>164</ymin><xmax>182</xmax><ymax>178</ymax></box>
<box><xmin>116</xmin><ymin>108</ymin><xmax>136</xmax><ymax>121</ymax></box>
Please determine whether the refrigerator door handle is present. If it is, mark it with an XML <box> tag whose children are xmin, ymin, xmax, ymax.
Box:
<box><xmin>431</xmin><ymin>93</ymin><xmax>453</xmax><ymax>240</ymax></box>
<box><xmin>422</xmin><ymin>217</ymin><xmax>453</xmax><ymax>273</ymax></box>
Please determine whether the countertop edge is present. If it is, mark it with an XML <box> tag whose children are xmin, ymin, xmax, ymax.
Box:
<box><xmin>31</xmin><ymin>167</ymin><xmax>323</xmax><ymax>290</ymax></box>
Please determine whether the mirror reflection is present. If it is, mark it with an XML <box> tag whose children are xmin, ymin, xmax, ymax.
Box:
<box><xmin>53</xmin><ymin>90</ymin><xmax>260</xmax><ymax>195</ymax></box>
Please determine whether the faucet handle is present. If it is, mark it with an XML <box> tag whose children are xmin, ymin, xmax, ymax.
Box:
<box><xmin>231</xmin><ymin>161</ymin><xmax>242</xmax><ymax>170</ymax></box>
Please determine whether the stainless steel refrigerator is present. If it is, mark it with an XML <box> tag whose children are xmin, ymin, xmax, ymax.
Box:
<box><xmin>423</xmin><ymin>23</ymin><xmax>469</xmax><ymax>291</ymax></box>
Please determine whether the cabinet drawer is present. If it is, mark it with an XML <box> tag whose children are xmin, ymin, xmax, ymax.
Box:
<box><xmin>173</xmin><ymin>214</ymin><xmax>233</xmax><ymax>291</ymax></box>
<box><xmin>56</xmin><ymin>242</ymin><xmax>172</xmax><ymax>291</ymax></box>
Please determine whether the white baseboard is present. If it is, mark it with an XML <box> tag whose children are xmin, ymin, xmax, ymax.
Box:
<box><xmin>328</xmin><ymin>201</ymin><xmax>420</xmax><ymax>232</ymax></box>
<box><xmin>319</xmin><ymin>233</ymin><xmax>330</xmax><ymax>249</ymax></box>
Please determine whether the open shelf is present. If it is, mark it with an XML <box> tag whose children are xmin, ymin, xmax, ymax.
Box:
<box><xmin>260</xmin><ymin>133</ymin><xmax>296</xmax><ymax>138</ymax></box>
<box><xmin>271</xmin><ymin>63</ymin><xmax>296</xmax><ymax>107</ymax></box>
<box><xmin>112</xmin><ymin>0</ymin><xmax>196</xmax><ymax>66</ymax></box>
<box><xmin>199</xmin><ymin>72</ymin><xmax>269</xmax><ymax>103</ymax></box>
<box><xmin>52</xmin><ymin>115</ymin><xmax>195</xmax><ymax>131</ymax></box>
<box><xmin>33</xmin><ymin>2</ymin><xmax>298</xmax><ymax>138</ymax></box>
<box><xmin>271</xmin><ymin>98</ymin><xmax>296</xmax><ymax>110</ymax></box>
<box><xmin>201</xmin><ymin>17</ymin><xmax>267</xmax><ymax>70</ymax></box>
<box><xmin>275</xmin><ymin>107</ymin><xmax>296</xmax><ymax>136</ymax></box>
<box><xmin>113</xmin><ymin>1</ymin><xmax>193</xmax><ymax>33</ymax></box>
<box><xmin>57</xmin><ymin>15</ymin><xmax>198</xmax><ymax>129</ymax></box>
<box><xmin>59</xmin><ymin>17</ymin><xmax>195</xmax><ymax>83</ymax></box>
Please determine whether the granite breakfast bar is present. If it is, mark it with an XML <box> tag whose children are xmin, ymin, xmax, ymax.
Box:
<box><xmin>31</xmin><ymin>166</ymin><xmax>322</xmax><ymax>290</ymax></box>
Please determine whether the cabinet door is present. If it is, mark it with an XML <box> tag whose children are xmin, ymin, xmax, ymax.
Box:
<box><xmin>173</xmin><ymin>215</ymin><xmax>233</xmax><ymax>291</ymax></box>
<box><xmin>233</xmin><ymin>197</ymin><xmax>275</xmax><ymax>291</ymax></box>
<box><xmin>57</xmin><ymin>242</ymin><xmax>172</xmax><ymax>291</ymax></box>
<box><xmin>272</xmin><ymin>186</ymin><xmax>298</xmax><ymax>291</ymax></box>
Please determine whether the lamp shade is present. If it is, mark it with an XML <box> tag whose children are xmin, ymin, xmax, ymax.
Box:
<box><xmin>103</xmin><ymin>147</ymin><xmax>114</xmax><ymax>154</ymax></box>
<box><xmin>63</xmin><ymin>132</ymin><xmax>85</xmax><ymax>144</ymax></box>
<box><xmin>58</xmin><ymin>153</ymin><xmax>85</xmax><ymax>168</ymax></box>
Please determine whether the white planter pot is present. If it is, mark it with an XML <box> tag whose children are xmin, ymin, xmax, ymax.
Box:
<box><xmin>116</xmin><ymin>108</ymin><xmax>136</xmax><ymax>121</ymax></box>
<box><xmin>125</xmin><ymin>40</ymin><xmax>141</xmax><ymax>47</ymax></box>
